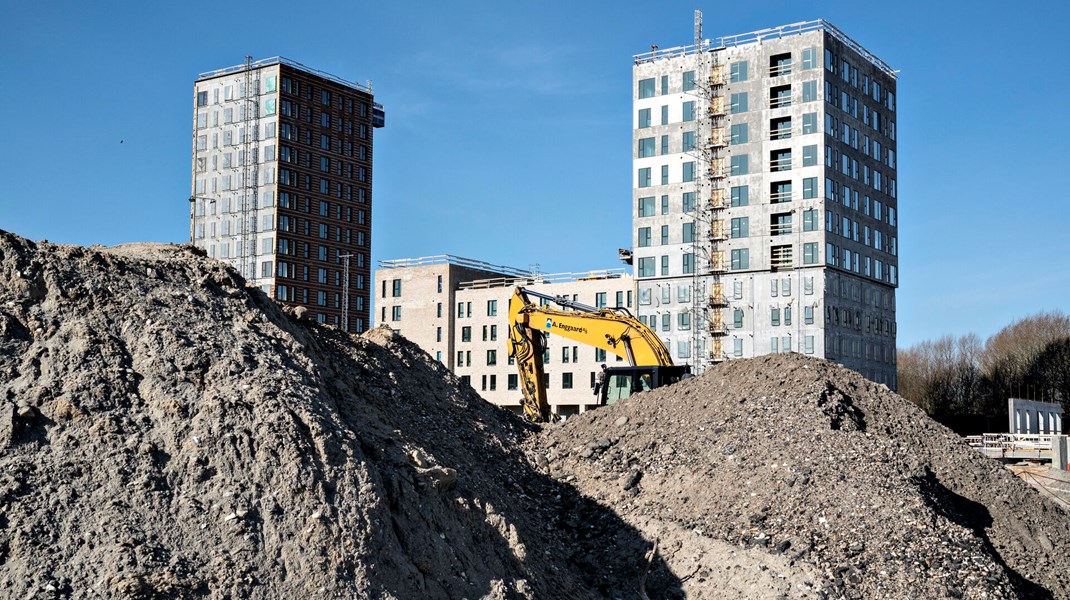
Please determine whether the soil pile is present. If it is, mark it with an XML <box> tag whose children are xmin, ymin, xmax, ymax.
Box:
<box><xmin>530</xmin><ymin>354</ymin><xmax>1070</xmax><ymax>599</ymax></box>
<box><xmin>0</xmin><ymin>232</ymin><xmax>669</xmax><ymax>599</ymax></box>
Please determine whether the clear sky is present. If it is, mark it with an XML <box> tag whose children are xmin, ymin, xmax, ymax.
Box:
<box><xmin>1</xmin><ymin>0</ymin><xmax>1067</xmax><ymax>347</ymax></box>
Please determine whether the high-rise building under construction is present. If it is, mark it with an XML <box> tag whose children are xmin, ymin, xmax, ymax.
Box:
<box><xmin>190</xmin><ymin>57</ymin><xmax>384</xmax><ymax>332</ymax></box>
<box><xmin>632</xmin><ymin>19</ymin><xmax>898</xmax><ymax>386</ymax></box>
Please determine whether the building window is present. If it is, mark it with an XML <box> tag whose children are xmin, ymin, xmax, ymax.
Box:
<box><xmin>196</xmin><ymin>91</ymin><xmax>208</xmax><ymax>106</ymax></box>
<box><xmin>802</xmin><ymin>145</ymin><xmax>818</xmax><ymax>167</ymax></box>
<box><xmin>683</xmin><ymin>253</ymin><xmax>694</xmax><ymax>274</ymax></box>
<box><xmin>683</xmin><ymin>192</ymin><xmax>696</xmax><ymax>213</ymax></box>
<box><xmin>682</xmin><ymin>162</ymin><xmax>695</xmax><ymax>182</ymax></box>
<box><xmin>638</xmin><ymin>137</ymin><xmax>656</xmax><ymax>158</ymax></box>
<box><xmin>803</xmin><ymin>208</ymin><xmax>818</xmax><ymax>231</ymax></box>
<box><xmin>637</xmin><ymin>227</ymin><xmax>651</xmax><ymax>247</ymax></box>
<box><xmin>731</xmin><ymin>217</ymin><xmax>749</xmax><ymax>238</ymax></box>
<box><xmin>730</xmin><ymin>155</ymin><xmax>749</xmax><ymax>175</ymax></box>
<box><xmin>391</xmin><ymin>279</ymin><xmax>402</xmax><ymax>297</ymax></box>
<box><xmin>802</xmin><ymin>47</ymin><xmax>818</xmax><ymax>70</ymax></box>
<box><xmin>731</xmin><ymin>249</ymin><xmax>749</xmax><ymax>270</ymax></box>
<box><xmin>730</xmin><ymin>185</ymin><xmax>749</xmax><ymax>207</ymax></box>
<box><xmin>804</xmin><ymin>242</ymin><xmax>819</xmax><ymax>264</ymax></box>
<box><xmin>730</xmin><ymin>123</ymin><xmax>748</xmax><ymax>145</ymax></box>
<box><xmin>638</xmin><ymin>196</ymin><xmax>655</xmax><ymax>216</ymax></box>
<box><xmin>561</xmin><ymin>372</ymin><xmax>573</xmax><ymax>389</ymax></box>
<box><xmin>487</xmin><ymin>299</ymin><xmax>497</xmax><ymax>316</ymax></box>
<box><xmin>638</xmin><ymin>257</ymin><xmax>654</xmax><ymax>278</ymax></box>
<box><xmin>638</xmin><ymin>78</ymin><xmax>655</xmax><ymax>98</ymax></box>
<box><xmin>638</xmin><ymin>168</ymin><xmax>651</xmax><ymax>188</ymax></box>
<box><xmin>729</xmin><ymin>61</ymin><xmax>748</xmax><ymax>82</ymax></box>
<box><xmin>803</xmin><ymin>177</ymin><xmax>818</xmax><ymax>200</ymax></box>
<box><xmin>661</xmin><ymin>165</ymin><xmax>669</xmax><ymax>185</ymax></box>
<box><xmin>733</xmin><ymin>308</ymin><xmax>744</xmax><ymax>328</ymax></box>
<box><xmin>678</xmin><ymin>312</ymin><xmax>691</xmax><ymax>330</ymax></box>
<box><xmin>682</xmin><ymin>130</ymin><xmax>696</xmax><ymax>152</ymax></box>
<box><xmin>682</xmin><ymin>101</ymin><xmax>695</xmax><ymax>122</ymax></box>
<box><xmin>682</xmin><ymin>70</ymin><xmax>696</xmax><ymax>91</ymax></box>
<box><xmin>683</xmin><ymin>222</ymin><xmax>694</xmax><ymax>243</ymax></box>
<box><xmin>638</xmin><ymin>108</ymin><xmax>651</xmax><ymax>128</ymax></box>
<box><xmin>461</xmin><ymin>326</ymin><xmax>471</xmax><ymax>342</ymax></box>
<box><xmin>487</xmin><ymin>350</ymin><xmax>497</xmax><ymax>366</ymax></box>
<box><xmin>730</xmin><ymin>92</ymin><xmax>748</xmax><ymax>113</ymax></box>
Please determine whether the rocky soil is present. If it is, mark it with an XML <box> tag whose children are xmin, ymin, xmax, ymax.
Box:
<box><xmin>2</xmin><ymin>229</ymin><xmax>1069</xmax><ymax>599</ymax></box>
<box><xmin>529</xmin><ymin>354</ymin><xmax>1070</xmax><ymax>599</ymax></box>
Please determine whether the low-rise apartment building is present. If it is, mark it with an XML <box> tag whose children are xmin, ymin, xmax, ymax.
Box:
<box><xmin>375</xmin><ymin>256</ymin><xmax>637</xmax><ymax>417</ymax></box>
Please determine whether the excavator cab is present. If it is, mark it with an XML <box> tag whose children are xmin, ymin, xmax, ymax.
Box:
<box><xmin>600</xmin><ymin>365</ymin><xmax>692</xmax><ymax>406</ymax></box>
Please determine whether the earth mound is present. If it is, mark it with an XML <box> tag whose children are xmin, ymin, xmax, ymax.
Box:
<box><xmin>530</xmin><ymin>353</ymin><xmax>1070</xmax><ymax>599</ymax></box>
<box><xmin>0</xmin><ymin>232</ymin><xmax>670</xmax><ymax>599</ymax></box>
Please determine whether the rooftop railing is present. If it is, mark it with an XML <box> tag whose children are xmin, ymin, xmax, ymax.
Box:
<box><xmin>634</xmin><ymin>19</ymin><xmax>896</xmax><ymax>80</ymax></box>
<box><xmin>198</xmin><ymin>56</ymin><xmax>374</xmax><ymax>93</ymax></box>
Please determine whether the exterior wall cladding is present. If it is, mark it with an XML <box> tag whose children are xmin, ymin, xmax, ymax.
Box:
<box><xmin>632</xmin><ymin>21</ymin><xmax>899</xmax><ymax>387</ymax></box>
<box><xmin>375</xmin><ymin>257</ymin><xmax>635</xmax><ymax>418</ymax></box>
<box><xmin>191</xmin><ymin>57</ymin><xmax>384</xmax><ymax>333</ymax></box>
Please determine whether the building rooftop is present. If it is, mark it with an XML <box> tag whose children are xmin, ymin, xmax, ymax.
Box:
<box><xmin>197</xmin><ymin>56</ymin><xmax>374</xmax><ymax>93</ymax></box>
<box><xmin>378</xmin><ymin>255</ymin><xmax>628</xmax><ymax>288</ymax></box>
<box><xmin>633</xmin><ymin>19</ymin><xmax>896</xmax><ymax>80</ymax></box>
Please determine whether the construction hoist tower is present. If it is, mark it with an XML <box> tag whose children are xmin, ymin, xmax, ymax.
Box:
<box><xmin>687</xmin><ymin>11</ymin><xmax>730</xmax><ymax>371</ymax></box>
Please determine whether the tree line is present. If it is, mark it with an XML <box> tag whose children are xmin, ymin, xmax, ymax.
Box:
<box><xmin>896</xmin><ymin>311</ymin><xmax>1070</xmax><ymax>435</ymax></box>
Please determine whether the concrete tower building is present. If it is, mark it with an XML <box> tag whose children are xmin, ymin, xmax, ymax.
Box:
<box><xmin>632</xmin><ymin>19</ymin><xmax>898</xmax><ymax>386</ymax></box>
<box><xmin>190</xmin><ymin>57</ymin><xmax>384</xmax><ymax>332</ymax></box>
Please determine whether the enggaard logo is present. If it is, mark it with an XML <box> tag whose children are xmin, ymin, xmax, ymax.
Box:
<box><xmin>545</xmin><ymin>318</ymin><xmax>553</xmax><ymax>329</ymax></box>
<box><xmin>553</xmin><ymin>322</ymin><xmax>588</xmax><ymax>335</ymax></box>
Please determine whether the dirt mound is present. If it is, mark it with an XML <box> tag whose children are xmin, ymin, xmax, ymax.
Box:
<box><xmin>0</xmin><ymin>231</ymin><xmax>672</xmax><ymax>599</ymax></box>
<box><xmin>530</xmin><ymin>354</ymin><xmax>1070</xmax><ymax>599</ymax></box>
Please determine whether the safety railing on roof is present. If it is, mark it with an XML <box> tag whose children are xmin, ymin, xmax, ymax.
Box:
<box><xmin>633</xmin><ymin>19</ymin><xmax>896</xmax><ymax>80</ymax></box>
<box><xmin>378</xmin><ymin>254</ymin><xmax>530</xmax><ymax>277</ymax></box>
<box><xmin>198</xmin><ymin>56</ymin><xmax>374</xmax><ymax>93</ymax></box>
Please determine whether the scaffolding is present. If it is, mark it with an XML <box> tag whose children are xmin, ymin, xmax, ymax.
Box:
<box><xmin>686</xmin><ymin>13</ymin><xmax>730</xmax><ymax>371</ymax></box>
<box><xmin>241</xmin><ymin>56</ymin><xmax>261</xmax><ymax>282</ymax></box>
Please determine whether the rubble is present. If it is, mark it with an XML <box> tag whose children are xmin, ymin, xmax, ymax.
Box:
<box><xmin>2</xmin><ymin>229</ymin><xmax>1069</xmax><ymax>599</ymax></box>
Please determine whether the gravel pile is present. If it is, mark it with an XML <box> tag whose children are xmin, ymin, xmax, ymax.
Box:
<box><xmin>529</xmin><ymin>353</ymin><xmax>1070</xmax><ymax>599</ymax></box>
<box><xmin>0</xmin><ymin>232</ymin><xmax>664</xmax><ymax>599</ymax></box>
<box><xmin>3</xmin><ymin>230</ymin><xmax>1068</xmax><ymax>599</ymax></box>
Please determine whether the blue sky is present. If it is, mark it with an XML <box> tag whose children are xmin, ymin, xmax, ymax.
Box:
<box><xmin>1</xmin><ymin>0</ymin><xmax>1067</xmax><ymax>347</ymax></box>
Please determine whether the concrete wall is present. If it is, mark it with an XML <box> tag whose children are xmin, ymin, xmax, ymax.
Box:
<box><xmin>1009</xmin><ymin>398</ymin><xmax>1064</xmax><ymax>434</ymax></box>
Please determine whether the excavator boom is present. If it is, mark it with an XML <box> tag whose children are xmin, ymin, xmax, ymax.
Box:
<box><xmin>507</xmin><ymin>287</ymin><xmax>686</xmax><ymax>422</ymax></box>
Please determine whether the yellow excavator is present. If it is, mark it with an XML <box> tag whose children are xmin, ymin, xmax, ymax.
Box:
<box><xmin>507</xmin><ymin>287</ymin><xmax>692</xmax><ymax>422</ymax></box>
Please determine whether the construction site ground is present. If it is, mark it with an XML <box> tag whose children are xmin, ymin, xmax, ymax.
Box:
<box><xmin>2</xmin><ymin>231</ymin><xmax>1069</xmax><ymax>599</ymax></box>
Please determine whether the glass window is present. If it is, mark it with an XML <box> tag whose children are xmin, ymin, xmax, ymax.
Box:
<box><xmin>638</xmin><ymin>137</ymin><xmax>656</xmax><ymax>158</ymax></box>
<box><xmin>730</xmin><ymin>92</ymin><xmax>748</xmax><ymax>113</ymax></box>
<box><xmin>682</xmin><ymin>101</ymin><xmax>695</xmax><ymax>122</ymax></box>
<box><xmin>661</xmin><ymin>255</ymin><xmax>669</xmax><ymax>276</ymax></box>
<box><xmin>802</xmin><ymin>80</ymin><xmax>817</xmax><ymax>102</ymax></box>
<box><xmin>638</xmin><ymin>167</ymin><xmax>651</xmax><ymax>188</ymax></box>
<box><xmin>660</xmin><ymin>75</ymin><xmax>669</xmax><ymax>95</ymax></box>
<box><xmin>660</xmin><ymin>135</ymin><xmax>669</xmax><ymax>155</ymax></box>
<box><xmin>637</xmin><ymin>227</ymin><xmax>651</xmax><ymax>247</ymax></box>
<box><xmin>683</xmin><ymin>192</ymin><xmax>696</xmax><ymax>213</ymax></box>
<box><xmin>731</xmin><ymin>217</ymin><xmax>749</xmax><ymax>238</ymax></box>
<box><xmin>661</xmin><ymin>105</ymin><xmax>669</xmax><ymax>125</ymax></box>
<box><xmin>661</xmin><ymin>195</ymin><xmax>669</xmax><ymax>214</ymax></box>
<box><xmin>730</xmin><ymin>185</ymin><xmax>749</xmax><ymax>207</ymax></box>
<box><xmin>730</xmin><ymin>123</ymin><xmax>748</xmax><ymax>145</ymax></box>
<box><xmin>802</xmin><ymin>145</ymin><xmax>817</xmax><ymax>167</ymax></box>
<box><xmin>683</xmin><ymin>222</ymin><xmax>695</xmax><ymax>243</ymax></box>
<box><xmin>660</xmin><ymin>225</ymin><xmax>669</xmax><ymax>245</ymax></box>
<box><xmin>683</xmin><ymin>253</ymin><xmax>694</xmax><ymax>274</ymax></box>
<box><xmin>638</xmin><ymin>108</ymin><xmax>651</xmax><ymax>128</ymax></box>
<box><xmin>682</xmin><ymin>130</ymin><xmax>696</xmax><ymax>152</ymax></box>
<box><xmin>661</xmin><ymin>165</ymin><xmax>669</xmax><ymax>185</ymax></box>
<box><xmin>803</xmin><ymin>242</ymin><xmax>818</xmax><ymax>264</ymax></box>
<box><xmin>682</xmin><ymin>71</ymin><xmax>696</xmax><ymax>91</ymax></box>
<box><xmin>730</xmin><ymin>155</ymin><xmax>749</xmax><ymax>175</ymax></box>
<box><xmin>731</xmin><ymin>248</ymin><xmax>749</xmax><ymax>270</ymax></box>
<box><xmin>682</xmin><ymin>162</ymin><xmax>695</xmax><ymax>182</ymax></box>
<box><xmin>803</xmin><ymin>208</ymin><xmax>818</xmax><ymax>230</ymax></box>
<box><xmin>638</xmin><ymin>257</ymin><xmax>655</xmax><ymax>277</ymax></box>
<box><xmin>730</xmin><ymin>61</ymin><xmax>748</xmax><ymax>82</ymax></box>
<box><xmin>802</xmin><ymin>47</ymin><xmax>817</xmax><ymax>70</ymax></box>
<box><xmin>638</xmin><ymin>196</ymin><xmax>655</xmax><ymax>216</ymax></box>
<box><xmin>638</xmin><ymin>78</ymin><xmax>656</xmax><ymax>98</ymax></box>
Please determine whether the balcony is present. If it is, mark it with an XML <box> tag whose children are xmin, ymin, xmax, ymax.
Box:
<box><xmin>769</xmin><ymin>53</ymin><xmax>792</xmax><ymax>77</ymax></box>
<box><xmin>770</xmin><ymin>149</ymin><xmax>793</xmax><ymax>172</ymax></box>
<box><xmin>771</xmin><ymin>245</ymin><xmax>794</xmax><ymax>270</ymax></box>
<box><xmin>769</xmin><ymin>84</ymin><xmax>792</xmax><ymax>109</ymax></box>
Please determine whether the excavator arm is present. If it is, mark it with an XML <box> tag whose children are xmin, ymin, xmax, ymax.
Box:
<box><xmin>507</xmin><ymin>286</ymin><xmax>674</xmax><ymax>422</ymax></box>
